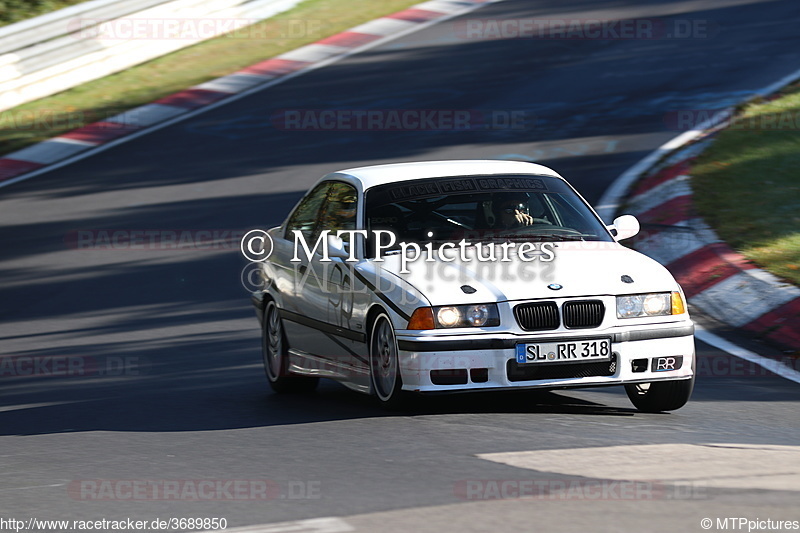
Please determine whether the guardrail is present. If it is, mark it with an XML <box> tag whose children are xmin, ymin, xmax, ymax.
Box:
<box><xmin>0</xmin><ymin>0</ymin><xmax>301</xmax><ymax>113</ymax></box>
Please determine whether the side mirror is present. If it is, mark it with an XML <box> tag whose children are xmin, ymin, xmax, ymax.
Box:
<box><xmin>607</xmin><ymin>214</ymin><xmax>640</xmax><ymax>241</ymax></box>
<box><xmin>326</xmin><ymin>234</ymin><xmax>350</xmax><ymax>259</ymax></box>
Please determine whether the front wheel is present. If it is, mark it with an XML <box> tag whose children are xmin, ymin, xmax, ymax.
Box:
<box><xmin>625</xmin><ymin>376</ymin><xmax>694</xmax><ymax>412</ymax></box>
<box><xmin>369</xmin><ymin>313</ymin><xmax>406</xmax><ymax>409</ymax></box>
<box><xmin>263</xmin><ymin>301</ymin><xmax>318</xmax><ymax>394</ymax></box>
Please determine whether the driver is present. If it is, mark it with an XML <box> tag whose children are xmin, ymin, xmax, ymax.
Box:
<box><xmin>492</xmin><ymin>192</ymin><xmax>534</xmax><ymax>228</ymax></box>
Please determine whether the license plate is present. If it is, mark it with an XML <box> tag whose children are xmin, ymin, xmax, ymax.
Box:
<box><xmin>516</xmin><ymin>338</ymin><xmax>612</xmax><ymax>365</ymax></box>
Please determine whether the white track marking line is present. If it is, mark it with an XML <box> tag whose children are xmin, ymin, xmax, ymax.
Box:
<box><xmin>695</xmin><ymin>326</ymin><xmax>800</xmax><ymax>385</ymax></box>
<box><xmin>192</xmin><ymin>73</ymin><xmax>276</xmax><ymax>94</ymax></box>
<box><xmin>105</xmin><ymin>103</ymin><xmax>188</xmax><ymax>127</ymax></box>
<box><xmin>203</xmin><ymin>517</ymin><xmax>353</xmax><ymax>533</ymax></box>
<box><xmin>3</xmin><ymin>138</ymin><xmax>94</xmax><ymax>164</ymax></box>
<box><xmin>595</xmin><ymin>110</ymin><xmax>731</xmax><ymax>223</ymax></box>
<box><xmin>277</xmin><ymin>44</ymin><xmax>350</xmax><ymax>63</ymax></box>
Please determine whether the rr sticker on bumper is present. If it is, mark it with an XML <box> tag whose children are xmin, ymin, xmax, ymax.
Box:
<box><xmin>653</xmin><ymin>356</ymin><xmax>684</xmax><ymax>372</ymax></box>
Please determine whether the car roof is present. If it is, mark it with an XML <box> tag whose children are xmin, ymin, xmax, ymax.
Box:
<box><xmin>327</xmin><ymin>160</ymin><xmax>564</xmax><ymax>191</ymax></box>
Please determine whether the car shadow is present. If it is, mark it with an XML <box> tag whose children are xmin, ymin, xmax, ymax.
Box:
<box><xmin>0</xmin><ymin>369</ymin><xmax>641</xmax><ymax>436</ymax></box>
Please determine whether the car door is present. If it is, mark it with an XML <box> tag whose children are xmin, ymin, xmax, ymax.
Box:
<box><xmin>275</xmin><ymin>181</ymin><xmax>332</xmax><ymax>355</ymax></box>
<box><xmin>292</xmin><ymin>182</ymin><xmax>369</xmax><ymax>372</ymax></box>
<box><xmin>320</xmin><ymin>182</ymin><xmax>367</xmax><ymax>369</ymax></box>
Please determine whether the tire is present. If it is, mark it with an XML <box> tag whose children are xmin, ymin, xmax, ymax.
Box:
<box><xmin>262</xmin><ymin>301</ymin><xmax>318</xmax><ymax>394</ymax></box>
<box><xmin>625</xmin><ymin>362</ymin><xmax>695</xmax><ymax>412</ymax></box>
<box><xmin>369</xmin><ymin>312</ymin><xmax>406</xmax><ymax>409</ymax></box>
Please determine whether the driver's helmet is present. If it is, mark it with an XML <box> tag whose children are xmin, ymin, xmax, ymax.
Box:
<box><xmin>483</xmin><ymin>192</ymin><xmax>531</xmax><ymax>228</ymax></box>
<box><xmin>492</xmin><ymin>192</ymin><xmax>530</xmax><ymax>216</ymax></box>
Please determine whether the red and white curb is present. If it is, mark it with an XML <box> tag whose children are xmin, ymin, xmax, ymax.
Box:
<box><xmin>597</xmin><ymin>67</ymin><xmax>800</xmax><ymax>355</ymax></box>
<box><xmin>624</xmin><ymin>140</ymin><xmax>800</xmax><ymax>350</ymax></box>
<box><xmin>0</xmin><ymin>0</ymin><xmax>500</xmax><ymax>188</ymax></box>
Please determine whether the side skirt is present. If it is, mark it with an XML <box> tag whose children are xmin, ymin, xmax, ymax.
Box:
<box><xmin>288</xmin><ymin>348</ymin><xmax>371</xmax><ymax>394</ymax></box>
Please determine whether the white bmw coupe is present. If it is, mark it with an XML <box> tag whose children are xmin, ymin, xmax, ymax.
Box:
<box><xmin>250</xmin><ymin>160</ymin><xmax>695</xmax><ymax>411</ymax></box>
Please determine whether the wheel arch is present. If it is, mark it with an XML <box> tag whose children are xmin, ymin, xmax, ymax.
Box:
<box><xmin>254</xmin><ymin>287</ymin><xmax>286</xmax><ymax>326</ymax></box>
<box><xmin>365</xmin><ymin>303</ymin><xmax>395</xmax><ymax>340</ymax></box>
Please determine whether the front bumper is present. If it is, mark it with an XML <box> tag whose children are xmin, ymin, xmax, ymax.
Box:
<box><xmin>395</xmin><ymin>322</ymin><xmax>695</xmax><ymax>392</ymax></box>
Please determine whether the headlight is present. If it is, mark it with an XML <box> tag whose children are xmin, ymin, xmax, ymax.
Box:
<box><xmin>466</xmin><ymin>304</ymin><xmax>490</xmax><ymax>326</ymax></box>
<box><xmin>429</xmin><ymin>304</ymin><xmax>500</xmax><ymax>328</ymax></box>
<box><xmin>616</xmin><ymin>292</ymin><xmax>684</xmax><ymax>318</ymax></box>
<box><xmin>437</xmin><ymin>306</ymin><xmax>462</xmax><ymax>328</ymax></box>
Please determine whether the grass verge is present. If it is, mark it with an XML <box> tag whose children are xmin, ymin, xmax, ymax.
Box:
<box><xmin>0</xmin><ymin>0</ymin><xmax>89</xmax><ymax>27</ymax></box>
<box><xmin>0</xmin><ymin>0</ymin><xmax>420</xmax><ymax>156</ymax></box>
<box><xmin>691</xmin><ymin>82</ymin><xmax>800</xmax><ymax>286</ymax></box>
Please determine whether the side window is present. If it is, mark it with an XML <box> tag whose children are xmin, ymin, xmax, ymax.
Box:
<box><xmin>284</xmin><ymin>183</ymin><xmax>331</xmax><ymax>241</ymax></box>
<box><xmin>316</xmin><ymin>182</ymin><xmax>358</xmax><ymax>245</ymax></box>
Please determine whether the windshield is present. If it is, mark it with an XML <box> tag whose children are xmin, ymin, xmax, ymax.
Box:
<box><xmin>364</xmin><ymin>174</ymin><xmax>612</xmax><ymax>257</ymax></box>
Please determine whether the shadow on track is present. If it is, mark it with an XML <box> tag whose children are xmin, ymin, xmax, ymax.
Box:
<box><xmin>0</xmin><ymin>349</ymin><xmax>642</xmax><ymax>436</ymax></box>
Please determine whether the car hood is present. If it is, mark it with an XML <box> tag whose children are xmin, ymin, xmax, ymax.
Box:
<box><xmin>375</xmin><ymin>242</ymin><xmax>679</xmax><ymax>306</ymax></box>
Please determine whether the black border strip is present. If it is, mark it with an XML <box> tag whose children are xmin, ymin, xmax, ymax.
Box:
<box><xmin>398</xmin><ymin>324</ymin><xmax>694</xmax><ymax>352</ymax></box>
<box><xmin>351</xmin><ymin>268</ymin><xmax>412</xmax><ymax>321</ymax></box>
<box><xmin>398</xmin><ymin>338</ymin><xmax>509</xmax><ymax>351</ymax></box>
<box><xmin>323</xmin><ymin>332</ymin><xmax>369</xmax><ymax>364</ymax></box>
<box><xmin>279</xmin><ymin>309</ymin><xmax>366</xmax><ymax>343</ymax></box>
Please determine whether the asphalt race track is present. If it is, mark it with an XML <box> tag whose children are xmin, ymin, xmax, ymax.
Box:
<box><xmin>1</xmin><ymin>0</ymin><xmax>799</xmax><ymax>531</ymax></box>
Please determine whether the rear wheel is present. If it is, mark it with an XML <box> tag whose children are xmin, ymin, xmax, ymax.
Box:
<box><xmin>263</xmin><ymin>301</ymin><xmax>318</xmax><ymax>394</ymax></box>
<box><xmin>369</xmin><ymin>313</ymin><xmax>406</xmax><ymax>409</ymax></box>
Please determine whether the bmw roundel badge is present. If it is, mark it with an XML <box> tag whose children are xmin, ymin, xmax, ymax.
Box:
<box><xmin>547</xmin><ymin>283</ymin><xmax>563</xmax><ymax>290</ymax></box>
